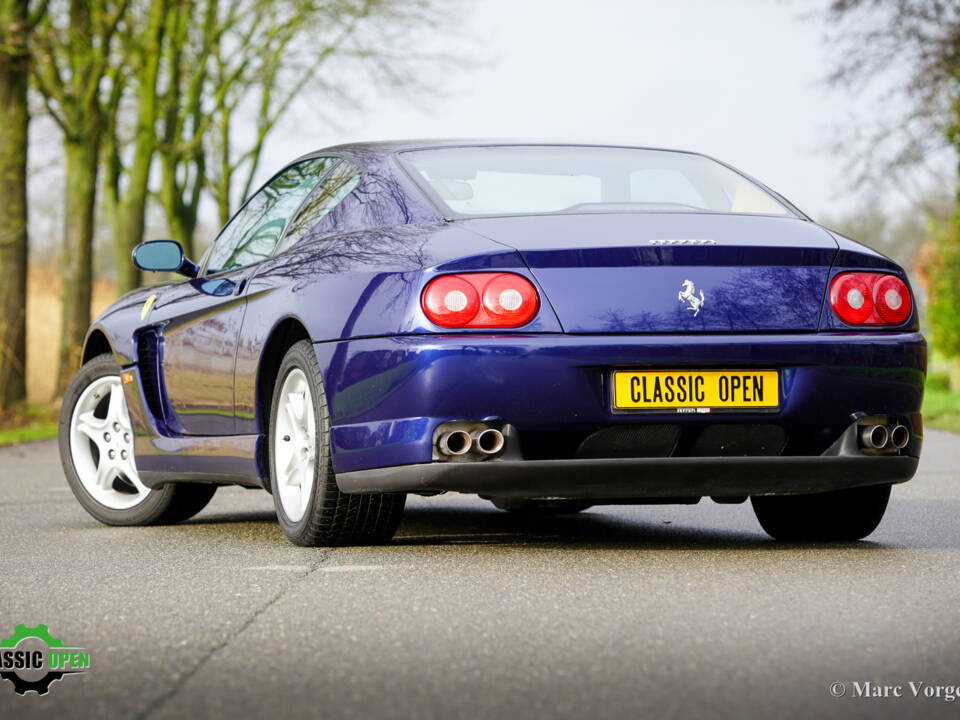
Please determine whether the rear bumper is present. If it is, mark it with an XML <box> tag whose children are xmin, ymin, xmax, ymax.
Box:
<box><xmin>336</xmin><ymin>454</ymin><xmax>919</xmax><ymax>499</ymax></box>
<box><xmin>317</xmin><ymin>331</ymin><xmax>926</xmax><ymax>477</ymax></box>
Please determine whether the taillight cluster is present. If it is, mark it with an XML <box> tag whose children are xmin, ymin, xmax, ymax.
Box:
<box><xmin>829</xmin><ymin>272</ymin><xmax>912</xmax><ymax>326</ymax></box>
<box><xmin>421</xmin><ymin>272</ymin><xmax>539</xmax><ymax>328</ymax></box>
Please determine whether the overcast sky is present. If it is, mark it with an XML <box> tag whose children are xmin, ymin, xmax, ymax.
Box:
<box><xmin>260</xmin><ymin>0</ymin><xmax>915</xmax><ymax>222</ymax></box>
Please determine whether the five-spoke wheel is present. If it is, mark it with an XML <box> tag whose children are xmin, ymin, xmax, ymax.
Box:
<box><xmin>273</xmin><ymin>368</ymin><xmax>317</xmax><ymax>523</ymax></box>
<box><xmin>59</xmin><ymin>354</ymin><xmax>219</xmax><ymax>526</ymax></box>
<box><xmin>269</xmin><ymin>341</ymin><xmax>406</xmax><ymax>546</ymax></box>
<box><xmin>69</xmin><ymin>375</ymin><xmax>148</xmax><ymax>510</ymax></box>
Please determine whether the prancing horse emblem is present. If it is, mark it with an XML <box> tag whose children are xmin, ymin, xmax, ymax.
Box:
<box><xmin>678</xmin><ymin>280</ymin><xmax>705</xmax><ymax>317</ymax></box>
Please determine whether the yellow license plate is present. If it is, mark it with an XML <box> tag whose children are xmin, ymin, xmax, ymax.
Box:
<box><xmin>612</xmin><ymin>370</ymin><xmax>779</xmax><ymax>411</ymax></box>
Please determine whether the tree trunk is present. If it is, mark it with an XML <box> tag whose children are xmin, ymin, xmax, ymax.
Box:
<box><xmin>111</xmin><ymin>117</ymin><xmax>153</xmax><ymax>295</ymax></box>
<box><xmin>0</xmin><ymin>0</ymin><xmax>30</xmax><ymax>410</ymax></box>
<box><xmin>56</xmin><ymin>132</ymin><xmax>101</xmax><ymax>395</ymax></box>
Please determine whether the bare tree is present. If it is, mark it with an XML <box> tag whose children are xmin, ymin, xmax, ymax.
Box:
<box><xmin>820</xmin><ymin>1</ymin><xmax>960</xmax><ymax>206</ymax></box>
<box><xmin>158</xmin><ymin>0</ymin><xmax>455</xmax><ymax>257</ymax></box>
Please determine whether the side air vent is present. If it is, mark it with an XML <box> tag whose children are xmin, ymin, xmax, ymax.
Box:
<box><xmin>136</xmin><ymin>328</ymin><xmax>166</xmax><ymax>424</ymax></box>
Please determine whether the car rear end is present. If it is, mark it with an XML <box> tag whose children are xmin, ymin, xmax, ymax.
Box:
<box><xmin>326</xmin><ymin>145</ymin><xmax>925</xmax><ymax>529</ymax></box>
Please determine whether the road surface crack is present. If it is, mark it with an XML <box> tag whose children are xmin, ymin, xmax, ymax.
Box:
<box><xmin>136</xmin><ymin>550</ymin><xmax>330</xmax><ymax>720</ymax></box>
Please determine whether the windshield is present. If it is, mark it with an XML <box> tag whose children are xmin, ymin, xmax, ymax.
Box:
<box><xmin>399</xmin><ymin>145</ymin><xmax>795</xmax><ymax>219</ymax></box>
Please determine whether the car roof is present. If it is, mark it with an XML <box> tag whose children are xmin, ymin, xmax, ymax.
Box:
<box><xmin>304</xmin><ymin>139</ymin><xmax>708</xmax><ymax>159</ymax></box>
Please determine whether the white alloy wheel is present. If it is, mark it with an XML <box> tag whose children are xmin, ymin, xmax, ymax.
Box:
<box><xmin>69</xmin><ymin>375</ymin><xmax>148</xmax><ymax>510</ymax></box>
<box><xmin>273</xmin><ymin>368</ymin><xmax>317</xmax><ymax>522</ymax></box>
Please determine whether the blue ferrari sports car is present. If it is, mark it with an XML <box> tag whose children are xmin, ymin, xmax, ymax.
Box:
<box><xmin>58</xmin><ymin>141</ymin><xmax>925</xmax><ymax>545</ymax></box>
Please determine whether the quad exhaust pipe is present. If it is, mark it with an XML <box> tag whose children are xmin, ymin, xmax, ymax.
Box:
<box><xmin>858</xmin><ymin>422</ymin><xmax>909</xmax><ymax>451</ymax></box>
<box><xmin>859</xmin><ymin>424</ymin><xmax>889</xmax><ymax>450</ymax></box>
<box><xmin>889</xmin><ymin>424</ymin><xmax>910</xmax><ymax>450</ymax></box>
<box><xmin>472</xmin><ymin>428</ymin><xmax>505</xmax><ymax>455</ymax></box>
<box><xmin>438</xmin><ymin>430</ymin><xmax>471</xmax><ymax>456</ymax></box>
<box><xmin>437</xmin><ymin>425</ymin><xmax>506</xmax><ymax>457</ymax></box>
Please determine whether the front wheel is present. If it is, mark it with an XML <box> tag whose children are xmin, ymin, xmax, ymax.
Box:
<box><xmin>751</xmin><ymin>484</ymin><xmax>891</xmax><ymax>541</ymax></box>
<box><xmin>59</xmin><ymin>354</ymin><xmax>218</xmax><ymax>525</ymax></box>
<box><xmin>269</xmin><ymin>340</ymin><xmax>405</xmax><ymax>546</ymax></box>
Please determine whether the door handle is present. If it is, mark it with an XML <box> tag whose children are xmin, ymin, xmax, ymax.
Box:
<box><xmin>233</xmin><ymin>278</ymin><xmax>247</xmax><ymax>296</ymax></box>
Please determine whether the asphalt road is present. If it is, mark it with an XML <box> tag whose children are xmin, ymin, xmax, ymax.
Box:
<box><xmin>1</xmin><ymin>433</ymin><xmax>959</xmax><ymax>719</ymax></box>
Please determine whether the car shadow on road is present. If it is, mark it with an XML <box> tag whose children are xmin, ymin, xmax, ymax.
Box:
<box><xmin>183</xmin><ymin>505</ymin><xmax>773</xmax><ymax>550</ymax></box>
<box><xmin>186</xmin><ymin>510</ymin><xmax>276</xmax><ymax>525</ymax></box>
<box><xmin>391</xmin><ymin>505</ymin><xmax>872</xmax><ymax>552</ymax></box>
<box><xmin>180</xmin><ymin>497</ymin><xmax>960</xmax><ymax>551</ymax></box>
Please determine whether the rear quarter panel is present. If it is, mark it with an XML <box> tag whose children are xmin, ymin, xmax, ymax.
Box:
<box><xmin>232</xmin><ymin>221</ymin><xmax>562</xmax><ymax>433</ymax></box>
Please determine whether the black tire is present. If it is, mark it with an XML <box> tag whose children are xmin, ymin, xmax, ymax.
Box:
<box><xmin>751</xmin><ymin>484</ymin><xmax>891</xmax><ymax>541</ymax></box>
<box><xmin>269</xmin><ymin>340</ymin><xmax>405</xmax><ymax>546</ymax></box>
<box><xmin>491</xmin><ymin>498</ymin><xmax>593</xmax><ymax>515</ymax></box>
<box><xmin>59</xmin><ymin>353</ymin><xmax>218</xmax><ymax>526</ymax></box>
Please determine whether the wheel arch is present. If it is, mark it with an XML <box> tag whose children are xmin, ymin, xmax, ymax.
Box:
<box><xmin>255</xmin><ymin>317</ymin><xmax>312</xmax><ymax>490</ymax></box>
<box><xmin>256</xmin><ymin>316</ymin><xmax>312</xmax><ymax>432</ymax></box>
<box><xmin>82</xmin><ymin>327</ymin><xmax>114</xmax><ymax>364</ymax></box>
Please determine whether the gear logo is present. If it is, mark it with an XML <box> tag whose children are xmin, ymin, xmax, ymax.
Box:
<box><xmin>0</xmin><ymin>624</ymin><xmax>90</xmax><ymax>696</ymax></box>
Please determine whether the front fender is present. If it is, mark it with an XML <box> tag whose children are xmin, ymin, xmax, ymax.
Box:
<box><xmin>83</xmin><ymin>285</ymin><xmax>159</xmax><ymax>366</ymax></box>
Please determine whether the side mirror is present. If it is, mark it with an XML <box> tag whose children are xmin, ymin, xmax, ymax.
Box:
<box><xmin>132</xmin><ymin>240</ymin><xmax>198</xmax><ymax>278</ymax></box>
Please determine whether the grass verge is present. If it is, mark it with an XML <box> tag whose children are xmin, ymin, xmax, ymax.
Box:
<box><xmin>922</xmin><ymin>385</ymin><xmax>960</xmax><ymax>434</ymax></box>
<box><xmin>0</xmin><ymin>403</ymin><xmax>59</xmax><ymax>447</ymax></box>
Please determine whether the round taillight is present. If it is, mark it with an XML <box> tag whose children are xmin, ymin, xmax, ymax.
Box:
<box><xmin>828</xmin><ymin>272</ymin><xmax>912</xmax><ymax>326</ymax></box>
<box><xmin>829</xmin><ymin>274</ymin><xmax>874</xmax><ymax>324</ymax></box>
<box><xmin>873</xmin><ymin>275</ymin><xmax>911</xmax><ymax>324</ymax></box>
<box><xmin>481</xmin><ymin>274</ymin><xmax>539</xmax><ymax>326</ymax></box>
<box><xmin>421</xmin><ymin>272</ymin><xmax>540</xmax><ymax>328</ymax></box>
<box><xmin>421</xmin><ymin>275</ymin><xmax>480</xmax><ymax>327</ymax></box>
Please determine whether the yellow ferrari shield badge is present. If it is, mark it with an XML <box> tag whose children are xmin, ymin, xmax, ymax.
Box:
<box><xmin>140</xmin><ymin>294</ymin><xmax>157</xmax><ymax>321</ymax></box>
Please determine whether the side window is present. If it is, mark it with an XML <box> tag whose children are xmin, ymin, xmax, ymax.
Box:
<box><xmin>206</xmin><ymin>156</ymin><xmax>337</xmax><ymax>274</ymax></box>
<box><xmin>276</xmin><ymin>159</ymin><xmax>363</xmax><ymax>253</ymax></box>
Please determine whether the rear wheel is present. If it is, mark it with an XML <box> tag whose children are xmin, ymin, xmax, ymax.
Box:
<box><xmin>751</xmin><ymin>484</ymin><xmax>891</xmax><ymax>541</ymax></box>
<box><xmin>59</xmin><ymin>354</ymin><xmax>218</xmax><ymax>526</ymax></box>
<box><xmin>491</xmin><ymin>498</ymin><xmax>593</xmax><ymax>515</ymax></box>
<box><xmin>270</xmin><ymin>340</ymin><xmax>405</xmax><ymax>546</ymax></box>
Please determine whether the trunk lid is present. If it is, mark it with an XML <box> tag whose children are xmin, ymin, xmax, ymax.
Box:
<box><xmin>460</xmin><ymin>213</ymin><xmax>838</xmax><ymax>333</ymax></box>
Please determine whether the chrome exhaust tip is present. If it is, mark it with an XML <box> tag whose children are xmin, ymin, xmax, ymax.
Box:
<box><xmin>889</xmin><ymin>424</ymin><xmax>910</xmax><ymax>450</ymax></box>
<box><xmin>472</xmin><ymin>428</ymin><xmax>505</xmax><ymax>455</ymax></box>
<box><xmin>859</xmin><ymin>424</ymin><xmax>889</xmax><ymax>450</ymax></box>
<box><xmin>438</xmin><ymin>430</ymin><xmax>472</xmax><ymax>456</ymax></box>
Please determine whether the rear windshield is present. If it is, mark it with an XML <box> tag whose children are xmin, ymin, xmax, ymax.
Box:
<box><xmin>398</xmin><ymin>145</ymin><xmax>795</xmax><ymax>219</ymax></box>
